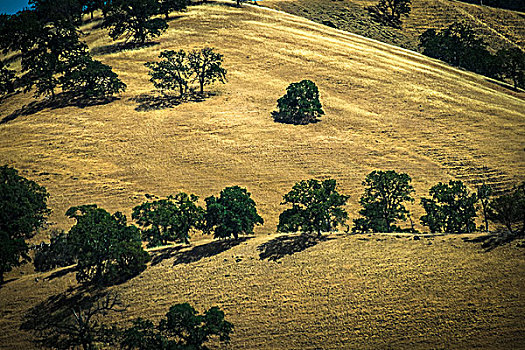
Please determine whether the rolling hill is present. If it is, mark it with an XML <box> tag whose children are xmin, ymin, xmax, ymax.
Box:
<box><xmin>0</xmin><ymin>2</ymin><xmax>524</xmax><ymax>347</ymax></box>
<box><xmin>0</xmin><ymin>1</ymin><xmax>523</xmax><ymax>233</ymax></box>
<box><xmin>261</xmin><ymin>0</ymin><xmax>525</xmax><ymax>51</ymax></box>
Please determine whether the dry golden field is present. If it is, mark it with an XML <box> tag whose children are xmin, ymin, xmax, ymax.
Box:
<box><xmin>0</xmin><ymin>2</ymin><xmax>523</xmax><ymax>234</ymax></box>
<box><xmin>0</xmin><ymin>2</ymin><xmax>524</xmax><ymax>348</ymax></box>
<box><xmin>1</xmin><ymin>233</ymin><xmax>524</xmax><ymax>349</ymax></box>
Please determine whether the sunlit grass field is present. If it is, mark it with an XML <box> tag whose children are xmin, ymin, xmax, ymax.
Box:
<box><xmin>0</xmin><ymin>2</ymin><xmax>524</xmax><ymax>348</ymax></box>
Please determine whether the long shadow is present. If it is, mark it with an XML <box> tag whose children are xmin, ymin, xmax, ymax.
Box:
<box><xmin>149</xmin><ymin>245</ymin><xmax>186</xmax><ymax>266</ymax></box>
<box><xmin>150</xmin><ymin>237</ymin><xmax>252</xmax><ymax>266</ymax></box>
<box><xmin>90</xmin><ymin>41</ymin><xmax>159</xmax><ymax>56</ymax></box>
<box><xmin>258</xmin><ymin>234</ymin><xmax>333</xmax><ymax>261</ymax></box>
<box><xmin>1</xmin><ymin>93</ymin><xmax>118</xmax><ymax>124</ymax></box>
<box><xmin>485</xmin><ymin>78</ymin><xmax>523</xmax><ymax>93</ymax></box>
<box><xmin>44</xmin><ymin>266</ymin><xmax>77</xmax><ymax>282</ymax></box>
<box><xmin>130</xmin><ymin>91</ymin><xmax>214</xmax><ymax>112</ymax></box>
<box><xmin>20</xmin><ymin>286</ymin><xmax>120</xmax><ymax>347</ymax></box>
<box><xmin>20</xmin><ymin>285</ymin><xmax>103</xmax><ymax>333</ymax></box>
<box><xmin>463</xmin><ymin>231</ymin><xmax>525</xmax><ymax>252</ymax></box>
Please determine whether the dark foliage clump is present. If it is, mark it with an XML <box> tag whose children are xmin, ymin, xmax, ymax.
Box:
<box><xmin>204</xmin><ymin>186</ymin><xmax>263</xmax><ymax>239</ymax></box>
<box><xmin>352</xmin><ymin>170</ymin><xmax>415</xmax><ymax>233</ymax></box>
<box><xmin>33</xmin><ymin>230</ymin><xmax>76</xmax><ymax>272</ymax></box>
<box><xmin>121</xmin><ymin>303</ymin><xmax>233</xmax><ymax>350</ymax></box>
<box><xmin>66</xmin><ymin>204</ymin><xmax>150</xmax><ymax>285</ymax></box>
<box><xmin>278</xmin><ymin>179</ymin><xmax>348</xmax><ymax>236</ymax></box>
<box><xmin>420</xmin><ymin>180</ymin><xmax>477</xmax><ymax>233</ymax></box>
<box><xmin>272</xmin><ymin>80</ymin><xmax>324</xmax><ymax>125</ymax></box>
<box><xmin>0</xmin><ymin>165</ymin><xmax>49</xmax><ymax>284</ymax></box>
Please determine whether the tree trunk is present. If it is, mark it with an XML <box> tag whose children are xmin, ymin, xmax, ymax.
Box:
<box><xmin>199</xmin><ymin>78</ymin><xmax>204</xmax><ymax>94</ymax></box>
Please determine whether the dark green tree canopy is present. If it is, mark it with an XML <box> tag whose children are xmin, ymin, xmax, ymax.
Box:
<box><xmin>61</xmin><ymin>54</ymin><xmax>127</xmax><ymax>99</ymax></box>
<box><xmin>132</xmin><ymin>193</ymin><xmax>205</xmax><ymax>247</ymax></box>
<box><xmin>33</xmin><ymin>230</ymin><xmax>76</xmax><ymax>272</ymax></box>
<box><xmin>188</xmin><ymin>47</ymin><xmax>227</xmax><ymax>95</ymax></box>
<box><xmin>367</xmin><ymin>0</ymin><xmax>412</xmax><ymax>27</ymax></box>
<box><xmin>145</xmin><ymin>49</ymin><xmax>190</xmax><ymax>97</ymax></box>
<box><xmin>66</xmin><ymin>204</ymin><xmax>150</xmax><ymax>285</ymax></box>
<box><xmin>103</xmin><ymin>0</ymin><xmax>168</xmax><ymax>45</ymax></box>
<box><xmin>0</xmin><ymin>165</ymin><xmax>49</xmax><ymax>283</ymax></box>
<box><xmin>278</xmin><ymin>179</ymin><xmax>349</xmax><ymax>236</ymax></box>
<box><xmin>160</xmin><ymin>0</ymin><xmax>190</xmax><ymax>19</ymax></box>
<box><xmin>204</xmin><ymin>186</ymin><xmax>263</xmax><ymax>239</ymax></box>
<box><xmin>420</xmin><ymin>180</ymin><xmax>478</xmax><ymax>233</ymax></box>
<box><xmin>1</xmin><ymin>9</ymin><xmax>124</xmax><ymax>101</ymax></box>
<box><xmin>352</xmin><ymin>170</ymin><xmax>414</xmax><ymax>233</ymax></box>
<box><xmin>272</xmin><ymin>79</ymin><xmax>324</xmax><ymax>125</ymax></box>
<box><xmin>121</xmin><ymin>303</ymin><xmax>233</xmax><ymax>350</ymax></box>
<box><xmin>488</xmin><ymin>182</ymin><xmax>525</xmax><ymax>235</ymax></box>
<box><xmin>0</xmin><ymin>60</ymin><xmax>16</xmax><ymax>95</ymax></box>
<box><xmin>496</xmin><ymin>48</ymin><xmax>525</xmax><ymax>90</ymax></box>
<box><xmin>419</xmin><ymin>22</ymin><xmax>498</xmax><ymax>79</ymax></box>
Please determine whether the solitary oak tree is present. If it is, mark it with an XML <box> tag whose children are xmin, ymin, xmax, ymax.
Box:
<box><xmin>272</xmin><ymin>80</ymin><xmax>324</xmax><ymax>125</ymax></box>
<box><xmin>367</xmin><ymin>0</ymin><xmax>412</xmax><ymax>27</ymax></box>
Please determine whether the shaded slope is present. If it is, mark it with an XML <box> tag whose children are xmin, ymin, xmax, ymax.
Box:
<box><xmin>262</xmin><ymin>0</ymin><xmax>525</xmax><ymax>50</ymax></box>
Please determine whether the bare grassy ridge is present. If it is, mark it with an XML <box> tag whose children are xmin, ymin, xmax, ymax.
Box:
<box><xmin>0</xmin><ymin>234</ymin><xmax>524</xmax><ymax>349</ymax></box>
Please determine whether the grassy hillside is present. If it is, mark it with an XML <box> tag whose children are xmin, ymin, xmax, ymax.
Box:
<box><xmin>0</xmin><ymin>2</ymin><xmax>523</xmax><ymax>235</ymax></box>
<box><xmin>261</xmin><ymin>0</ymin><xmax>525</xmax><ymax>51</ymax></box>
<box><xmin>1</xmin><ymin>233</ymin><xmax>524</xmax><ymax>349</ymax></box>
<box><xmin>0</xmin><ymin>3</ymin><xmax>524</xmax><ymax>348</ymax></box>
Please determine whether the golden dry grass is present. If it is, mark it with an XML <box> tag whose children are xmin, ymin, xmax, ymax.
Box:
<box><xmin>0</xmin><ymin>4</ymin><xmax>524</xmax><ymax>347</ymax></box>
<box><xmin>0</xmin><ymin>2</ymin><xmax>523</xmax><ymax>234</ymax></box>
<box><xmin>1</xmin><ymin>233</ymin><xmax>524</xmax><ymax>349</ymax></box>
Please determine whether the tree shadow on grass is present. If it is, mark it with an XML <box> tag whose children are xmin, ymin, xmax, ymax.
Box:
<box><xmin>258</xmin><ymin>234</ymin><xmax>334</xmax><ymax>261</ymax></box>
<box><xmin>20</xmin><ymin>285</ymin><xmax>104</xmax><ymax>334</ymax></box>
<box><xmin>44</xmin><ymin>266</ymin><xmax>77</xmax><ymax>282</ymax></box>
<box><xmin>463</xmin><ymin>231</ymin><xmax>525</xmax><ymax>252</ymax></box>
<box><xmin>90</xmin><ymin>41</ymin><xmax>159</xmax><ymax>56</ymax></box>
<box><xmin>1</xmin><ymin>93</ymin><xmax>118</xmax><ymax>124</ymax></box>
<box><xmin>130</xmin><ymin>91</ymin><xmax>215</xmax><ymax>112</ymax></box>
<box><xmin>20</xmin><ymin>286</ymin><xmax>122</xmax><ymax>347</ymax></box>
<box><xmin>149</xmin><ymin>237</ymin><xmax>252</xmax><ymax>266</ymax></box>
